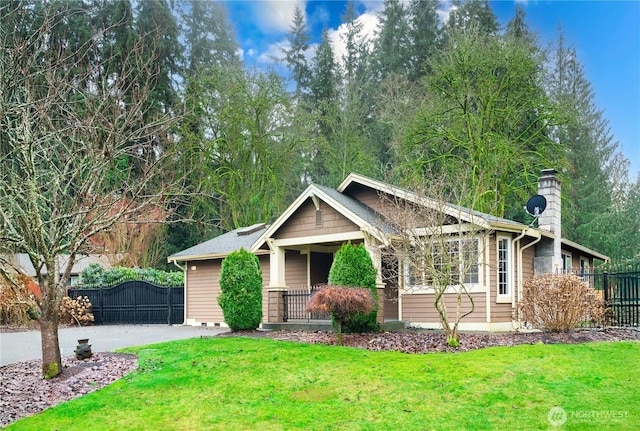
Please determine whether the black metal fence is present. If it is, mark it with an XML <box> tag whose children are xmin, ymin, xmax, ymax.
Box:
<box><xmin>68</xmin><ymin>280</ymin><xmax>184</xmax><ymax>325</ymax></box>
<box><xmin>584</xmin><ymin>268</ymin><xmax>640</xmax><ymax>327</ymax></box>
<box><xmin>283</xmin><ymin>285</ymin><xmax>330</xmax><ymax>322</ymax></box>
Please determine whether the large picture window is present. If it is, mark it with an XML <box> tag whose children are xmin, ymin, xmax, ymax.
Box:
<box><xmin>406</xmin><ymin>238</ymin><xmax>480</xmax><ymax>288</ymax></box>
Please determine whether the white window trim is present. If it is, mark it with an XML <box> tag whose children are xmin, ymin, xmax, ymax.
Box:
<box><xmin>562</xmin><ymin>252</ymin><xmax>572</xmax><ymax>274</ymax></box>
<box><xmin>579</xmin><ymin>256</ymin><xmax>589</xmax><ymax>281</ymax></box>
<box><xmin>403</xmin><ymin>237</ymin><xmax>484</xmax><ymax>294</ymax></box>
<box><xmin>496</xmin><ymin>235</ymin><xmax>512</xmax><ymax>303</ymax></box>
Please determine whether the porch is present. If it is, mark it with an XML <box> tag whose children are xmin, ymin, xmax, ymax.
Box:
<box><xmin>263</xmin><ymin>283</ymin><xmax>405</xmax><ymax>331</ymax></box>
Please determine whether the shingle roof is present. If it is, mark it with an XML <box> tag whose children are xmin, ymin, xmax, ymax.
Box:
<box><xmin>314</xmin><ymin>184</ymin><xmax>396</xmax><ymax>234</ymax></box>
<box><xmin>9</xmin><ymin>254</ymin><xmax>111</xmax><ymax>276</ymax></box>
<box><xmin>168</xmin><ymin>223</ymin><xmax>268</xmax><ymax>261</ymax></box>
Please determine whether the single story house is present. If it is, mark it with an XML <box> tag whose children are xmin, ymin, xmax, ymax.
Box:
<box><xmin>168</xmin><ymin>170</ymin><xmax>608</xmax><ymax>331</ymax></box>
<box><xmin>2</xmin><ymin>254</ymin><xmax>112</xmax><ymax>298</ymax></box>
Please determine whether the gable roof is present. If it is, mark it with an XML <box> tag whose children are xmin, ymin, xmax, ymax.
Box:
<box><xmin>251</xmin><ymin>183</ymin><xmax>394</xmax><ymax>252</ymax></box>
<box><xmin>338</xmin><ymin>173</ymin><xmax>530</xmax><ymax>233</ymax></box>
<box><xmin>167</xmin><ymin>223</ymin><xmax>269</xmax><ymax>262</ymax></box>
<box><xmin>168</xmin><ymin>172</ymin><xmax>608</xmax><ymax>263</ymax></box>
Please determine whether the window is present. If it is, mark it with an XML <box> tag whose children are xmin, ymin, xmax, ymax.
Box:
<box><xmin>406</xmin><ymin>238</ymin><xmax>480</xmax><ymax>288</ymax></box>
<box><xmin>66</xmin><ymin>275</ymin><xmax>80</xmax><ymax>287</ymax></box>
<box><xmin>562</xmin><ymin>252</ymin><xmax>572</xmax><ymax>273</ymax></box>
<box><xmin>497</xmin><ymin>237</ymin><xmax>511</xmax><ymax>296</ymax></box>
<box><xmin>579</xmin><ymin>257</ymin><xmax>589</xmax><ymax>281</ymax></box>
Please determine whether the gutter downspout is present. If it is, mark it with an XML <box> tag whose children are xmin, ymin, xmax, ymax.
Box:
<box><xmin>513</xmin><ymin>229</ymin><xmax>541</xmax><ymax>330</ymax></box>
<box><xmin>172</xmin><ymin>259</ymin><xmax>187</xmax><ymax>325</ymax></box>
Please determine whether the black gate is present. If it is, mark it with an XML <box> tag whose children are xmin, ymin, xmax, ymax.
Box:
<box><xmin>68</xmin><ymin>281</ymin><xmax>184</xmax><ymax>325</ymax></box>
<box><xmin>602</xmin><ymin>270</ymin><xmax>640</xmax><ymax>327</ymax></box>
<box><xmin>586</xmin><ymin>268</ymin><xmax>640</xmax><ymax>327</ymax></box>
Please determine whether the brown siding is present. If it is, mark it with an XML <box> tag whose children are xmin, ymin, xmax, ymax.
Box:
<box><xmin>186</xmin><ymin>260</ymin><xmax>223</xmax><ymax>322</ymax></box>
<box><xmin>285</xmin><ymin>250</ymin><xmax>308</xmax><ymax>287</ymax></box>
<box><xmin>276</xmin><ymin>199</ymin><xmax>359</xmax><ymax>239</ymax></box>
<box><xmin>522</xmin><ymin>244</ymin><xmax>535</xmax><ymax>282</ymax></box>
<box><xmin>346</xmin><ymin>187</ymin><xmax>383</xmax><ymax>212</ymax></box>
<box><xmin>401</xmin><ymin>292</ymin><xmax>487</xmax><ymax>323</ymax></box>
<box><xmin>186</xmin><ymin>255</ymin><xmax>271</xmax><ymax>325</ymax></box>
<box><xmin>258</xmin><ymin>255</ymin><xmax>271</xmax><ymax>319</ymax></box>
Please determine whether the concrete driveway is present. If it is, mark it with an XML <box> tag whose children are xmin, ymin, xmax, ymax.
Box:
<box><xmin>0</xmin><ymin>325</ymin><xmax>228</xmax><ymax>366</ymax></box>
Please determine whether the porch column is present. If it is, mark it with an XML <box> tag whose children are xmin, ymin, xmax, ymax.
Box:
<box><xmin>365</xmin><ymin>240</ymin><xmax>385</xmax><ymax>324</ymax></box>
<box><xmin>269</xmin><ymin>243</ymin><xmax>286</xmax><ymax>288</ymax></box>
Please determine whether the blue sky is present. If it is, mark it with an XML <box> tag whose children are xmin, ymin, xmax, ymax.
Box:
<box><xmin>223</xmin><ymin>0</ymin><xmax>640</xmax><ymax>179</ymax></box>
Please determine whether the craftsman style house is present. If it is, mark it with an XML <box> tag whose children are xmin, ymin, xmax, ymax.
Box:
<box><xmin>168</xmin><ymin>171</ymin><xmax>607</xmax><ymax>331</ymax></box>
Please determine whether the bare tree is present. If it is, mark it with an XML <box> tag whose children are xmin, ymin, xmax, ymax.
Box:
<box><xmin>379</xmin><ymin>171</ymin><xmax>493</xmax><ymax>346</ymax></box>
<box><xmin>0</xmin><ymin>3</ymin><xmax>186</xmax><ymax>377</ymax></box>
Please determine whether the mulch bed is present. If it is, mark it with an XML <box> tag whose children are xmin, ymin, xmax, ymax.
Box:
<box><xmin>220</xmin><ymin>326</ymin><xmax>640</xmax><ymax>353</ymax></box>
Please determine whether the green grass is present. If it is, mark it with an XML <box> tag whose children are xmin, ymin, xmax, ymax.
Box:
<box><xmin>7</xmin><ymin>338</ymin><xmax>639</xmax><ymax>430</ymax></box>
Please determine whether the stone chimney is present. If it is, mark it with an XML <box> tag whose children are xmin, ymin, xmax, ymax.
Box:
<box><xmin>535</xmin><ymin>169</ymin><xmax>562</xmax><ymax>273</ymax></box>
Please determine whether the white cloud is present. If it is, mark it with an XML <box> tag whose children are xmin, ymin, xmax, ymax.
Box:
<box><xmin>327</xmin><ymin>10</ymin><xmax>379</xmax><ymax>66</ymax></box>
<box><xmin>437</xmin><ymin>0</ymin><xmax>458</xmax><ymax>25</ymax></box>
<box><xmin>252</xmin><ymin>0</ymin><xmax>307</xmax><ymax>34</ymax></box>
<box><xmin>258</xmin><ymin>38</ymin><xmax>290</xmax><ymax>64</ymax></box>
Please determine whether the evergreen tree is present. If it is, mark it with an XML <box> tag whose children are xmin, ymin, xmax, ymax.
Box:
<box><xmin>135</xmin><ymin>0</ymin><xmax>181</xmax><ymax>115</ymax></box>
<box><xmin>92</xmin><ymin>0</ymin><xmax>137</xmax><ymax>85</ymax></box>
<box><xmin>408</xmin><ymin>0</ymin><xmax>440</xmax><ymax>81</ymax></box>
<box><xmin>341</xmin><ymin>0</ymin><xmax>367</xmax><ymax>85</ymax></box>
<box><xmin>505</xmin><ymin>3</ymin><xmax>537</xmax><ymax>47</ymax></box>
<box><xmin>163</xmin><ymin>0</ymin><xmax>242</xmax><ymax>267</ymax></box>
<box><xmin>546</xmin><ymin>29</ymin><xmax>621</xmax><ymax>255</ymax></box>
<box><xmin>306</xmin><ymin>28</ymin><xmax>340</xmax><ymax>185</ymax></box>
<box><xmin>179</xmin><ymin>0</ymin><xmax>240</xmax><ymax>76</ymax></box>
<box><xmin>333</xmin><ymin>1</ymin><xmax>381</xmax><ymax>185</ymax></box>
<box><xmin>372</xmin><ymin>0</ymin><xmax>411</xmax><ymax>81</ymax></box>
<box><xmin>445</xmin><ymin>0</ymin><xmax>498</xmax><ymax>37</ymax></box>
<box><xmin>282</xmin><ymin>4</ymin><xmax>312</xmax><ymax>98</ymax></box>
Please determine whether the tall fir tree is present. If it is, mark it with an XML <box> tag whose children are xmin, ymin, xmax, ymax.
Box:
<box><xmin>408</xmin><ymin>0</ymin><xmax>441</xmax><ymax>81</ymax></box>
<box><xmin>445</xmin><ymin>0</ymin><xmax>499</xmax><ymax>38</ymax></box>
<box><xmin>372</xmin><ymin>0</ymin><xmax>412</xmax><ymax>81</ymax></box>
<box><xmin>135</xmin><ymin>0</ymin><xmax>181</xmax><ymax>115</ymax></box>
<box><xmin>282</xmin><ymin>4</ymin><xmax>312</xmax><ymax>99</ymax></box>
<box><xmin>179</xmin><ymin>0</ymin><xmax>240</xmax><ymax>76</ymax></box>
<box><xmin>306</xmin><ymin>28</ymin><xmax>340</xmax><ymax>185</ymax></box>
<box><xmin>546</xmin><ymin>29</ymin><xmax>622</xmax><ymax>257</ymax></box>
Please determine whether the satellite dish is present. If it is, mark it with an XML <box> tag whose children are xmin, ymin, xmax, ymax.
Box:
<box><xmin>525</xmin><ymin>194</ymin><xmax>547</xmax><ymax>217</ymax></box>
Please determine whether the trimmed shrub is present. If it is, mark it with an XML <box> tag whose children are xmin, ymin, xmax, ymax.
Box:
<box><xmin>218</xmin><ymin>248</ymin><xmax>263</xmax><ymax>331</ymax></box>
<box><xmin>305</xmin><ymin>285</ymin><xmax>376</xmax><ymax>344</ymax></box>
<box><xmin>328</xmin><ymin>243</ymin><xmax>378</xmax><ymax>333</ymax></box>
<box><xmin>80</xmin><ymin>264</ymin><xmax>184</xmax><ymax>287</ymax></box>
<box><xmin>80</xmin><ymin>263</ymin><xmax>104</xmax><ymax>285</ymax></box>
<box><xmin>520</xmin><ymin>273</ymin><xmax>605</xmax><ymax>331</ymax></box>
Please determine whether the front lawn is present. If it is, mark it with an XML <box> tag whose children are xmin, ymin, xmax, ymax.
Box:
<box><xmin>6</xmin><ymin>337</ymin><xmax>638</xmax><ymax>430</ymax></box>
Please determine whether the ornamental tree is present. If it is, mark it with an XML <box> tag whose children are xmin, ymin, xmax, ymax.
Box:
<box><xmin>305</xmin><ymin>285</ymin><xmax>375</xmax><ymax>345</ymax></box>
<box><xmin>328</xmin><ymin>243</ymin><xmax>378</xmax><ymax>333</ymax></box>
